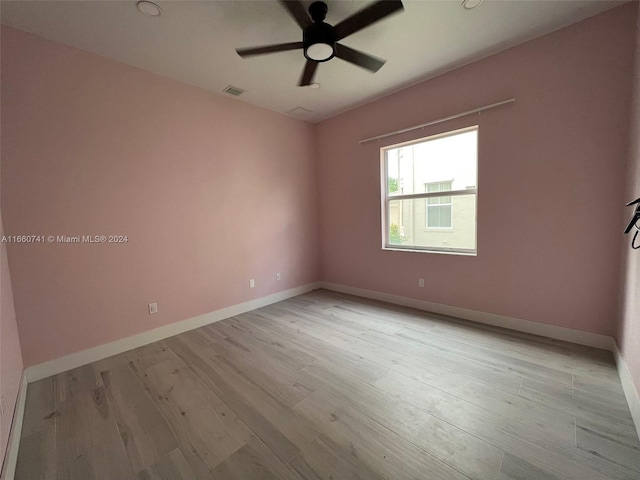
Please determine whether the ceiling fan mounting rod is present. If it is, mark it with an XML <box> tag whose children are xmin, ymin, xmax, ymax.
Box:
<box><xmin>309</xmin><ymin>1</ymin><xmax>328</xmax><ymax>22</ymax></box>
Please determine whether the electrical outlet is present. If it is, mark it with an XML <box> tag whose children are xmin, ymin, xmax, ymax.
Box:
<box><xmin>276</xmin><ymin>272</ymin><xmax>281</xmax><ymax>281</ymax></box>
<box><xmin>148</xmin><ymin>302</ymin><xmax>158</xmax><ymax>314</ymax></box>
<box><xmin>249</xmin><ymin>279</ymin><xmax>255</xmax><ymax>288</ymax></box>
<box><xmin>418</xmin><ymin>278</ymin><xmax>425</xmax><ymax>288</ymax></box>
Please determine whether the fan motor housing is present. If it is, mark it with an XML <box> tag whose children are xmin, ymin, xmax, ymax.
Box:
<box><xmin>303</xmin><ymin>22</ymin><xmax>336</xmax><ymax>62</ymax></box>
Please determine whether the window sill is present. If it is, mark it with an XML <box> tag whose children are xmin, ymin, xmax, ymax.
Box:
<box><xmin>383</xmin><ymin>246</ymin><xmax>477</xmax><ymax>256</ymax></box>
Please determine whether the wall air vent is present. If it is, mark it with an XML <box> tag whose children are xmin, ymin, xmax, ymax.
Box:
<box><xmin>223</xmin><ymin>85</ymin><xmax>245</xmax><ymax>96</ymax></box>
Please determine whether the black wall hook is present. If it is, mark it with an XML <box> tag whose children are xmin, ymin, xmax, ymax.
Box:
<box><xmin>624</xmin><ymin>198</ymin><xmax>640</xmax><ymax>249</ymax></box>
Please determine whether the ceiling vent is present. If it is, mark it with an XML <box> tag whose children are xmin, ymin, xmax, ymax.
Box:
<box><xmin>223</xmin><ymin>85</ymin><xmax>245</xmax><ymax>96</ymax></box>
<box><xmin>287</xmin><ymin>107</ymin><xmax>314</xmax><ymax>118</ymax></box>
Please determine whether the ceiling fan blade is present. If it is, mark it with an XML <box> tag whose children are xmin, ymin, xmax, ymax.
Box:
<box><xmin>335</xmin><ymin>43</ymin><xmax>385</xmax><ymax>72</ymax></box>
<box><xmin>236</xmin><ymin>42</ymin><xmax>303</xmax><ymax>57</ymax></box>
<box><xmin>334</xmin><ymin>1</ymin><xmax>404</xmax><ymax>41</ymax></box>
<box><xmin>298</xmin><ymin>60</ymin><xmax>319</xmax><ymax>86</ymax></box>
<box><xmin>279</xmin><ymin>0</ymin><xmax>312</xmax><ymax>29</ymax></box>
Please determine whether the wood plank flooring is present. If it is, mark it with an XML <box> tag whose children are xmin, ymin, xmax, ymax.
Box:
<box><xmin>15</xmin><ymin>289</ymin><xmax>640</xmax><ymax>479</ymax></box>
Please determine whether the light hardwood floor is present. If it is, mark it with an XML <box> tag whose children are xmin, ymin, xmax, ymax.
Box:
<box><xmin>15</xmin><ymin>289</ymin><xmax>640</xmax><ymax>479</ymax></box>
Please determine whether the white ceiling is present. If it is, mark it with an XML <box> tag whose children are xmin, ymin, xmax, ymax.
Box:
<box><xmin>0</xmin><ymin>0</ymin><xmax>625</xmax><ymax>123</ymax></box>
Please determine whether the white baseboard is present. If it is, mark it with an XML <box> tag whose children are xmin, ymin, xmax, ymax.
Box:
<box><xmin>25</xmin><ymin>282</ymin><xmax>321</xmax><ymax>383</ymax></box>
<box><xmin>319</xmin><ymin>282</ymin><xmax>615</xmax><ymax>350</ymax></box>
<box><xmin>613</xmin><ymin>342</ymin><xmax>640</xmax><ymax>442</ymax></box>
<box><xmin>1</xmin><ymin>372</ymin><xmax>28</xmax><ymax>480</ymax></box>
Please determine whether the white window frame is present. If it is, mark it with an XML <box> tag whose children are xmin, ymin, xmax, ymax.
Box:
<box><xmin>380</xmin><ymin>125</ymin><xmax>478</xmax><ymax>255</ymax></box>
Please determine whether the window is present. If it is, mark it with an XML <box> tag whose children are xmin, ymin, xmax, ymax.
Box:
<box><xmin>381</xmin><ymin>126</ymin><xmax>478</xmax><ymax>254</ymax></box>
<box><xmin>426</xmin><ymin>181</ymin><xmax>452</xmax><ymax>228</ymax></box>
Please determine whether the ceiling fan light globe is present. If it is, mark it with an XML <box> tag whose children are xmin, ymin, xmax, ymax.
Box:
<box><xmin>305</xmin><ymin>42</ymin><xmax>334</xmax><ymax>62</ymax></box>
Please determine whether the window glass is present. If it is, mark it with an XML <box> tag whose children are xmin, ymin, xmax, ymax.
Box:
<box><xmin>382</xmin><ymin>127</ymin><xmax>478</xmax><ymax>254</ymax></box>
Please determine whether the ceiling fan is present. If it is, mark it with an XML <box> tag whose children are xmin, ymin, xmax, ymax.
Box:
<box><xmin>235</xmin><ymin>0</ymin><xmax>404</xmax><ymax>86</ymax></box>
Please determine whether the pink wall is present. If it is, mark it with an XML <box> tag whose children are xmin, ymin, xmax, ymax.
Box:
<box><xmin>1</xmin><ymin>26</ymin><xmax>25</xmax><ymax>470</ymax></box>
<box><xmin>0</xmin><ymin>186</ymin><xmax>24</xmax><ymax>471</ymax></box>
<box><xmin>316</xmin><ymin>3</ymin><xmax>636</xmax><ymax>337</ymax></box>
<box><xmin>1</xmin><ymin>26</ymin><xmax>319</xmax><ymax>367</ymax></box>
<box><xmin>619</xmin><ymin>4</ymin><xmax>640</xmax><ymax>394</ymax></box>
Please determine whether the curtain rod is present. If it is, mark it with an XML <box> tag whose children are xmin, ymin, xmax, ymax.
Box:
<box><xmin>358</xmin><ymin>98</ymin><xmax>516</xmax><ymax>144</ymax></box>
